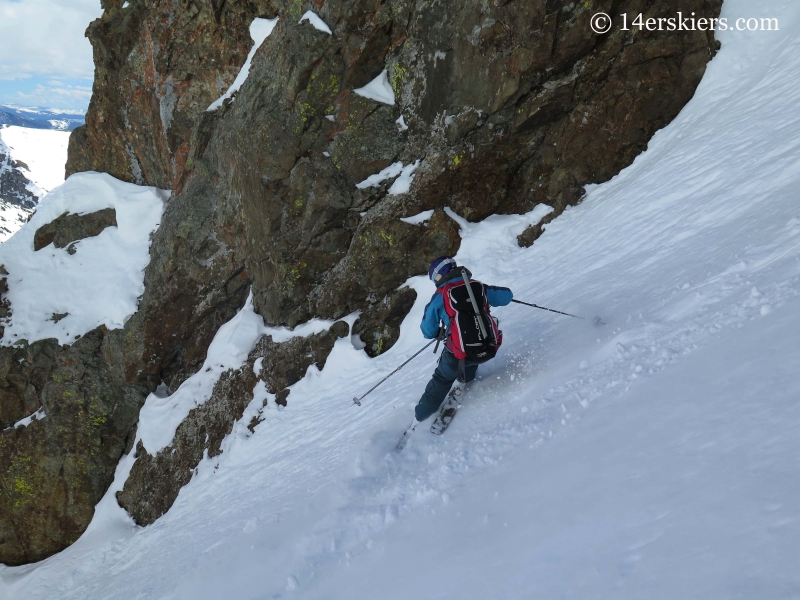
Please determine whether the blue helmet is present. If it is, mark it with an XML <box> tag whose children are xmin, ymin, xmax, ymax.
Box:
<box><xmin>429</xmin><ymin>256</ymin><xmax>456</xmax><ymax>282</ymax></box>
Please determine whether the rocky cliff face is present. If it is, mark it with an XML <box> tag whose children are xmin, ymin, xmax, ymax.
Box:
<box><xmin>1</xmin><ymin>0</ymin><xmax>722</xmax><ymax>565</ymax></box>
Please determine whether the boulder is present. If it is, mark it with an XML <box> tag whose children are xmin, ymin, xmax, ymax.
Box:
<box><xmin>33</xmin><ymin>208</ymin><xmax>118</xmax><ymax>252</ymax></box>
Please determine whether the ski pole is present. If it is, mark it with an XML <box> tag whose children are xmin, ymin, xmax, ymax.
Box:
<box><xmin>433</xmin><ymin>321</ymin><xmax>445</xmax><ymax>353</ymax></box>
<box><xmin>461</xmin><ymin>268</ymin><xmax>488</xmax><ymax>339</ymax></box>
<box><xmin>352</xmin><ymin>339</ymin><xmax>437</xmax><ymax>406</ymax></box>
<box><xmin>512</xmin><ymin>299</ymin><xmax>584</xmax><ymax>320</ymax></box>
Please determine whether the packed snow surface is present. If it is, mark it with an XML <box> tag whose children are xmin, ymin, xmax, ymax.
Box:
<box><xmin>207</xmin><ymin>18</ymin><xmax>279</xmax><ymax>111</ymax></box>
<box><xmin>354</xmin><ymin>70</ymin><xmax>395</xmax><ymax>105</ymax></box>
<box><xmin>0</xmin><ymin>125</ymin><xmax>70</xmax><ymax>194</ymax></box>
<box><xmin>3</xmin><ymin>0</ymin><xmax>800</xmax><ymax>597</ymax></box>
<box><xmin>0</xmin><ymin>172</ymin><xmax>168</xmax><ymax>346</ymax></box>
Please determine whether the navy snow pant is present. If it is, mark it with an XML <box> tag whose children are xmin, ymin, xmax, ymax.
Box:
<box><xmin>415</xmin><ymin>350</ymin><xmax>478</xmax><ymax>422</ymax></box>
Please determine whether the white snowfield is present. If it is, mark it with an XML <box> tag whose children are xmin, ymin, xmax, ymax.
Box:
<box><xmin>0</xmin><ymin>125</ymin><xmax>70</xmax><ymax>242</ymax></box>
<box><xmin>0</xmin><ymin>172</ymin><xmax>168</xmax><ymax>347</ymax></box>
<box><xmin>3</xmin><ymin>0</ymin><xmax>800</xmax><ymax>597</ymax></box>
<box><xmin>0</xmin><ymin>125</ymin><xmax>70</xmax><ymax>197</ymax></box>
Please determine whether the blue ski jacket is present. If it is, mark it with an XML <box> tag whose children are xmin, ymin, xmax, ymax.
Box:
<box><xmin>420</xmin><ymin>271</ymin><xmax>513</xmax><ymax>339</ymax></box>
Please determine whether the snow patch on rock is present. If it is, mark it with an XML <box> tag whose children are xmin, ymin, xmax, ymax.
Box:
<box><xmin>138</xmin><ymin>293</ymin><xmax>338</xmax><ymax>454</ymax></box>
<box><xmin>355</xmin><ymin>161</ymin><xmax>404</xmax><ymax>189</ymax></box>
<box><xmin>2</xmin><ymin>406</ymin><xmax>46</xmax><ymax>432</ymax></box>
<box><xmin>355</xmin><ymin>160</ymin><xmax>420</xmax><ymax>195</ymax></box>
<box><xmin>387</xmin><ymin>161</ymin><xmax>419</xmax><ymax>195</ymax></box>
<box><xmin>299</xmin><ymin>11</ymin><xmax>332</xmax><ymax>35</ymax></box>
<box><xmin>354</xmin><ymin>70</ymin><xmax>395</xmax><ymax>106</ymax></box>
<box><xmin>400</xmin><ymin>210</ymin><xmax>434</xmax><ymax>225</ymax></box>
<box><xmin>207</xmin><ymin>18</ymin><xmax>279</xmax><ymax>111</ymax></box>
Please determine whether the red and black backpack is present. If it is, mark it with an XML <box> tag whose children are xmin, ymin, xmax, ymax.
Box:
<box><xmin>438</xmin><ymin>269</ymin><xmax>503</xmax><ymax>363</ymax></box>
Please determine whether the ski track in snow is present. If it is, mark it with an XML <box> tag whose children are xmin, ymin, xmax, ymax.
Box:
<box><xmin>3</xmin><ymin>0</ymin><xmax>800</xmax><ymax>597</ymax></box>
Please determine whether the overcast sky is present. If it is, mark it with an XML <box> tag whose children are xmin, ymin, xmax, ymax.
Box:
<box><xmin>0</xmin><ymin>0</ymin><xmax>102</xmax><ymax>110</ymax></box>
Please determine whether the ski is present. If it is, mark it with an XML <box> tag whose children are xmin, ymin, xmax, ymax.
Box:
<box><xmin>430</xmin><ymin>381</ymin><xmax>465</xmax><ymax>435</ymax></box>
<box><xmin>395</xmin><ymin>421</ymin><xmax>418</xmax><ymax>452</ymax></box>
<box><xmin>396</xmin><ymin>381</ymin><xmax>465</xmax><ymax>451</ymax></box>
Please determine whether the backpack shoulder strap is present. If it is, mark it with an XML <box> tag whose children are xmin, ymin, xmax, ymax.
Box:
<box><xmin>437</xmin><ymin>281</ymin><xmax>462</xmax><ymax>314</ymax></box>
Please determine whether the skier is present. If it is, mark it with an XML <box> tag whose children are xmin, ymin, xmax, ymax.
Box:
<box><xmin>407</xmin><ymin>256</ymin><xmax>513</xmax><ymax>436</ymax></box>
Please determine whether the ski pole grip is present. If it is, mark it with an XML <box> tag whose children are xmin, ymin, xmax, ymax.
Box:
<box><xmin>433</xmin><ymin>321</ymin><xmax>444</xmax><ymax>353</ymax></box>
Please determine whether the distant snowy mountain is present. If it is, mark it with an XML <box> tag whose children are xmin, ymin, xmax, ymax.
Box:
<box><xmin>0</xmin><ymin>104</ymin><xmax>85</xmax><ymax>132</ymax></box>
<box><xmin>0</xmin><ymin>125</ymin><xmax>71</xmax><ymax>241</ymax></box>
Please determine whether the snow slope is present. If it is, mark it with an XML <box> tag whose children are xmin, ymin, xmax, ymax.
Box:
<box><xmin>0</xmin><ymin>125</ymin><xmax>70</xmax><ymax>195</ymax></box>
<box><xmin>0</xmin><ymin>125</ymin><xmax>71</xmax><ymax>242</ymax></box>
<box><xmin>0</xmin><ymin>201</ymin><xmax>30</xmax><ymax>244</ymax></box>
<box><xmin>304</xmin><ymin>305</ymin><xmax>800</xmax><ymax>599</ymax></box>
<box><xmin>3</xmin><ymin>0</ymin><xmax>800</xmax><ymax>597</ymax></box>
